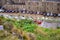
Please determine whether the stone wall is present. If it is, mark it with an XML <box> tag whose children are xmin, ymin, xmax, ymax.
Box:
<box><xmin>3</xmin><ymin>0</ymin><xmax>60</xmax><ymax>13</ymax></box>
<box><xmin>41</xmin><ymin>21</ymin><xmax>60</xmax><ymax>29</ymax></box>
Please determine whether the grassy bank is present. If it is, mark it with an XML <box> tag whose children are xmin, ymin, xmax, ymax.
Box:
<box><xmin>0</xmin><ymin>16</ymin><xmax>60</xmax><ymax>40</ymax></box>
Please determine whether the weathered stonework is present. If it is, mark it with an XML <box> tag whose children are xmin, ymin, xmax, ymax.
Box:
<box><xmin>2</xmin><ymin>0</ymin><xmax>60</xmax><ymax>13</ymax></box>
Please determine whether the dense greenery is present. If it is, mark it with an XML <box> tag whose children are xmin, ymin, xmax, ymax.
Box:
<box><xmin>0</xmin><ymin>16</ymin><xmax>60</xmax><ymax>40</ymax></box>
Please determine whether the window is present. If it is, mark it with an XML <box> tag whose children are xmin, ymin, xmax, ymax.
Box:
<box><xmin>47</xmin><ymin>2</ymin><xmax>49</xmax><ymax>5</ymax></box>
<box><xmin>52</xmin><ymin>8</ymin><xmax>53</xmax><ymax>10</ymax></box>
<box><xmin>57</xmin><ymin>8</ymin><xmax>59</xmax><ymax>11</ymax></box>
<box><xmin>28</xmin><ymin>2</ymin><xmax>31</xmax><ymax>5</ymax></box>
<box><xmin>47</xmin><ymin>8</ymin><xmax>48</xmax><ymax>10</ymax></box>
<box><xmin>28</xmin><ymin>7</ymin><xmax>30</xmax><ymax>9</ymax></box>
<box><xmin>57</xmin><ymin>3</ymin><xmax>60</xmax><ymax>6</ymax></box>
<box><xmin>36</xmin><ymin>2</ymin><xmax>39</xmax><ymax>5</ymax></box>
<box><xmin>37</xmin><ymin>7</ymin><xmax>39</xmax><ymax>9</ymax></box>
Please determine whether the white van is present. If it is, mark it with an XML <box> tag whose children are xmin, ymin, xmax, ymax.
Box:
<box><xmin>0</xmin><ymin>9</ymin><xmax>4</xmax><ymax>12</ymax></box>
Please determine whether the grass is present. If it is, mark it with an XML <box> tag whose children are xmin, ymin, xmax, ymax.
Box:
<box><xmin>0</xmin><ymin>16</ymin><xmax>60</xmax><ymax>40</ymax></box>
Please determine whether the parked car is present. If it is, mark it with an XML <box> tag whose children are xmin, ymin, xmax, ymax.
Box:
<box><xmin>50</xmin><ymin>13</ymin><xmax>53</xmax><ymax>16</ymax></box>
<box><xmin>58</xmin><ymin>14</ymin><xmax>60</xmax><ymax>17</ymax></box>
<box><xmin>53</xmin><ymin>13</ymin><xmax>58</xmax><ymax>17</ymax></box>
<box><xmin>28</xmin><ymin>11</ymin><xmax>34</xmax><ymax>14</ymax></box>
<box><xmin>43</xmin><ymin>13</ymin><xmax>47</xmax><ymax>16</ymax></box>
<box><xmin>0</xmin><ymin>9</ymin><xmax>4</xmax><ymax>13</ymax></box>
<box><xmin>40</xmin><ymin>12</ymin><xmax>44</xmax><ymax>15</ymax></box>
<box><xmin>37</xmin><ymin>11</ymin><xmax>40</xmax><ymax>14</ymax></box>
<box><xmin>33</xmin><ymin>11</ymin><xmax>37</xmax><ymax>14</ymax></box>
<box><xmin>20</xmin><ymin>10</ymin><xmax>23</xmax><ymax>13</ymax></box>
<box><xmin>46</xmin><ymin>13</ymin><xmax>50</xmax><ymax>16</ymax></box>
<box><xmin>20</xmin><ymin>9</ymin><xmax>27</xmax><ymax>13</ymax></box>
<box><xmin>5</xmin><ymin>10</ymin><xmax>12</xmax><ymax>13</ymax></box>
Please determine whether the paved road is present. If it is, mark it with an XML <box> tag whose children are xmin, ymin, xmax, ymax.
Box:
<box><xmin>0</xmin><ymin>13</ymin><xmax>59</xmax><ymax>19</ymax></box>
<box><xmin>0</xmin><ymin>13</ymin><xmax>43</xmax><ymax>19</ymax></box>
